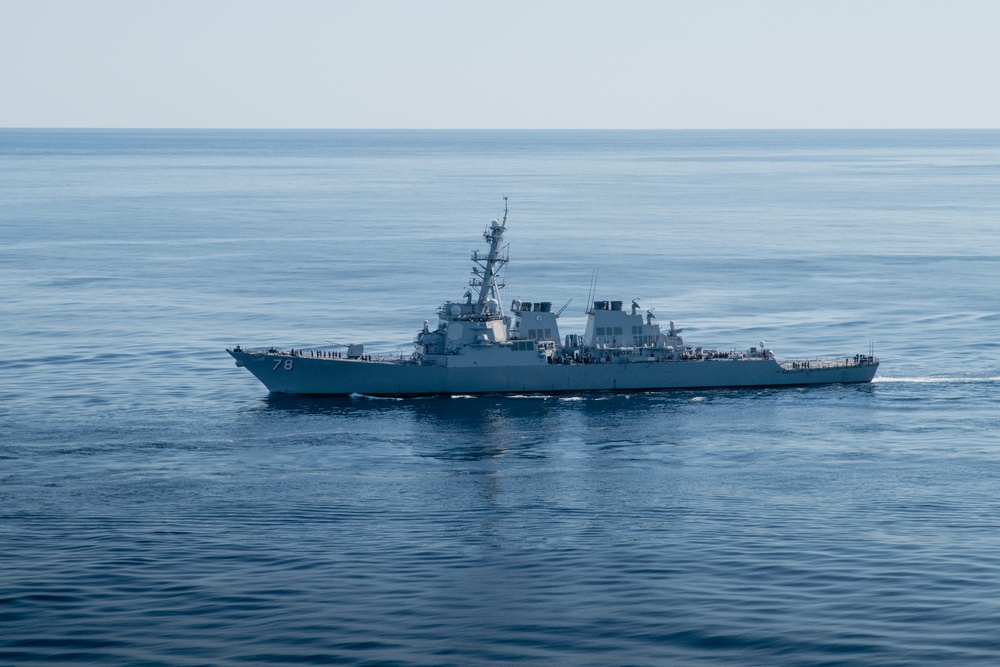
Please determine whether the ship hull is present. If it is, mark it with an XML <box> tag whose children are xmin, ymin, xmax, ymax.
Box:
<box><xmin>229</xmin><ymin>350</ymin><xmax>878</xmax><ymax>397</ymax></box>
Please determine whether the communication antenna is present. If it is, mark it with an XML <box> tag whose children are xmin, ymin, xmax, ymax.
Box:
<box><xmin>556</xmin><ymin>298</ymin><xmax>573</xmax><ymax>317</ymax></box>
<box><xmin>586</xmin><ymin>269</ymin><xmax>599</xmax><ymax>313</ymax></box>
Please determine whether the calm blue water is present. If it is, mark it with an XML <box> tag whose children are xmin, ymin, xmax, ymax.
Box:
<box><xmin>2</xmin><ymin>129</ymin><xmax>1000</xmax><ymax>665</ymax></box>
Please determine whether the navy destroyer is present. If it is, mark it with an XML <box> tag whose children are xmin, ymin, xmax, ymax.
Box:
<box><xmin>228</xmin><ymin>200</ymin><xmax>878</xmax><ymax>396</ymax></box>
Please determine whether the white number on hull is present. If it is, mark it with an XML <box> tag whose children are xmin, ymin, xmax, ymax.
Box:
<box><xmin>272</xmin><ymin>359</ymin><xmax>294</xmax><ymax>371</ymax></box>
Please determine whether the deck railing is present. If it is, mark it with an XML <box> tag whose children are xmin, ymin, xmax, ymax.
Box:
<box><xmin>780</xmin><ymin>355</ymin><xmax>878</xmax><ymax>371</ymax></box>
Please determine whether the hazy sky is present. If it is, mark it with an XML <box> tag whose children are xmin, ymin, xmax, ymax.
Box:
<box><xmin>3</xmin><ymin>0</ymin><xmax>998</xmax><ymax>128</ymax></box>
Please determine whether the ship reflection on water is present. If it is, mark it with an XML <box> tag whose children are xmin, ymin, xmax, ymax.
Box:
<box><xmin>252</xmin><ymin>385</ymin><xmax>866</xmax><ymax>462</ymax></box>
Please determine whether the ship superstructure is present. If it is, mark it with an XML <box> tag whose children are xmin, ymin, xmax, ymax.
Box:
<box><xmin>228</xmin><ymin>201</ymin><xmax>878</xmax><ymax>396</ymax></box>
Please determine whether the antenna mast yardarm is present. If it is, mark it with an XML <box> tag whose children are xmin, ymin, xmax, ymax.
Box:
<box><xmin>470</xmin><ymin>197</ymin><xmax>509</xmax><ymax>316</ymax></box>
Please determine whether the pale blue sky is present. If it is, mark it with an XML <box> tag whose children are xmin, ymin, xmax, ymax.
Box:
<box><xmin>2</xmin><ymin>0</ymin><xmax>998</xmax><ymax>128</ymax></box>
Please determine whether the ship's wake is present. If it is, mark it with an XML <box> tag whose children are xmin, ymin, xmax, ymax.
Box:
<box><xmin>349</xmin><ymin>392</ymin><xmax>404</xmax><ymax>401</ymax></box>
<box><xmin>873</xmin><ymin>376</ymin><xmax>1000</xmax><ymax>384</ymax></box>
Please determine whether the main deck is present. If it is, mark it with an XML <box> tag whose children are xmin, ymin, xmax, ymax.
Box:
<box><xmin>229</xmin><ymin>347</ymin><xmax>879</xmax><ymax>397</ymax></box>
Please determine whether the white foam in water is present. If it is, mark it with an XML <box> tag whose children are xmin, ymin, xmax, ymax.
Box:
<box><xmin>350</xmin><ymin>392</ymin><xmax>403</xmax><ymax>400</ymax></box>
<box><xmin>874</xmin><ymin>376</ymin><xmax>1000</xmax><ymax>384</ymax></box>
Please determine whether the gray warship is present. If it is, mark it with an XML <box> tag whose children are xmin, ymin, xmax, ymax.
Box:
<box><xmin>228</xmin><ymin>200</ymin><xmax>878</xmax><ymax>396</ymax></box>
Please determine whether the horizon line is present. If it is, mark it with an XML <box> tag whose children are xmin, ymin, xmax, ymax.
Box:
<box><xmin>3</xmin><ymin>126</ymin><xmax>999</xmax><ymax>132</ymax></box>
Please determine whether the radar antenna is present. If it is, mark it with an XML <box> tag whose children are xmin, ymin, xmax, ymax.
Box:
<box><xmin>469</xmin><ymin>198</ymin><xmax>510</xmax><ymax>317</ymax></box>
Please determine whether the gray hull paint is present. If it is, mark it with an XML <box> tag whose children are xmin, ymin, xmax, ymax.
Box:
<box><xmin>230</xmin><ymin>351</ymin><xmax>878</xmax><ymax>397</ymax></box>
<box><xmin>228</xmin><ymin>205</ymin><xmax>879</xmax><ymax>397</ymax></box>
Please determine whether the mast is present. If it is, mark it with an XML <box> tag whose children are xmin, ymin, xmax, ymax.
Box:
<box><xmin>469</xmin><ymin>197</ymin><xmax>509</xmax><ymax>317</ymax></box>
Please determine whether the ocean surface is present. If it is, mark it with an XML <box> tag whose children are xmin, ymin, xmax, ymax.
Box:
<box><xmin>2</xmin><ymin>129</ymin><xmax>999</xmax><ymax>665</ymax></box>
